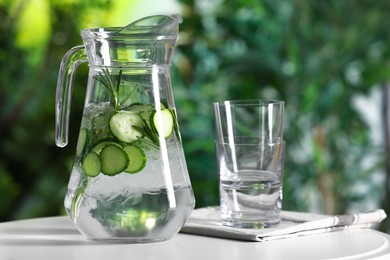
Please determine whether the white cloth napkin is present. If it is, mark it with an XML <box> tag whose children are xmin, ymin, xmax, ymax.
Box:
<box><xmin>180</xmin><ymin>206</ymin><xmax>387</xmax><ymax>242</ymax></box>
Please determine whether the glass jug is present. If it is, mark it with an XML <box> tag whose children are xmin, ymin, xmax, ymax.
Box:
<box><xmin>55</xmin><ymin>14</ymin><xmax>195</xmax><ymax>243</ymax></box>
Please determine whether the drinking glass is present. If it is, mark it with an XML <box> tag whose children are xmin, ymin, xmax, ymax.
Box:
<box><xmin>214</xmin><ymin>100</ymin><xmax>285</xmax><ymax>228</ymax></box>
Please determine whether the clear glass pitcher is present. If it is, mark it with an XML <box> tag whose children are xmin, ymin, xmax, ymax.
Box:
<box><xmin>55</xmin><ymin>14</ymin><xmax>195</xmax><ymax>243</ymax></box>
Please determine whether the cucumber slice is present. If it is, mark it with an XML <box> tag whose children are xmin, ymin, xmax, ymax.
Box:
<box><xmin>100</xmin><ymin>144</ymin><xmax>129</xmax><ymax>176</ymax></box>
<box><xmin>82</xmin><ymin>152</ymin><xmax>101</xmax><ymax>177</ymax></box>
<box><xmin>151</xmin><ymin>109</ymin><xmax>174</xmax><ymax>138</ymax></box>
<box><xmin>109</xmin><ymin>111</ymin><xmax>143</xmax><ymax>143</ymax></box>
<box><xmin>91</xmin><ymin>140</ymin><xmax>121</xmax><ymax>154</ymax></box>
<box><xmin>76</xmin><ymin>128</ymin><xmax>88</xmax><ymax>156</ymax></box>
<box><xmin>123</xmin><ymin>145</ymin><xmax>146</xmax><ymax>174</ymax></box>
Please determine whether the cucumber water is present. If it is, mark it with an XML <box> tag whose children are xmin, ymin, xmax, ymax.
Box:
<box><xmin>64</xmin><ymin>102</ymin><xmax>194</xmax><ymax>242</ymax></box>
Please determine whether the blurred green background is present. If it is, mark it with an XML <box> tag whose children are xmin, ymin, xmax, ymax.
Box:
<box><xmin>1</xmin><ymin>0</ymin><xmax>390</xmax><ymax>232</ymax></box>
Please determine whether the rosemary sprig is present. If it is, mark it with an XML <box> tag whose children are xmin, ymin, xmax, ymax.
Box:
<box><xmin>94</xmin><ymin>69</ymin><xmax>123</xmax><ymax>109</ymax></box>
<box><xmin>136</xmin><ymin>136</ymin><xmax>160</xmax><ymax>150</ymax></box>
<box><xmin>133</xmin><ymin>117</ymin><xmax>161</xmax><ymax>149</ymax></box>
<box><xmin>118</xmin><ymin>83</ymin><xmax>139</xmax><ymax>110</ymax></box>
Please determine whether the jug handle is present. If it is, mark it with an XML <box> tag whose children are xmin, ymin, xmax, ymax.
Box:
<box><xmin>55</xmin><ymin>45</ymin><xmax>87</xmax><ymax>147</ymax></box>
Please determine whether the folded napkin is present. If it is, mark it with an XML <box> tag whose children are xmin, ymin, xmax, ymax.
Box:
<box><xmin>180</xmin><ymin>206</ymin><xmax>387</xmax><ymax>242</ymax></box>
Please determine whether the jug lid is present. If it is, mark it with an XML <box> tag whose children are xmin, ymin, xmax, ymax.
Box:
<box><xmin>81</xmin><ymin>14</ymin><xmax>182</xmax><ymax>39</ymax></box>
<box><xmin>80</xmin><ymin>14</ymin><xmax>182</xmax><ymax>67</ymax></box>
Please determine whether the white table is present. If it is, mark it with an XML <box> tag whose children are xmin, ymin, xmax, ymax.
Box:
<box><xmin>1</xmin><ymin>216</ymin><xmax>390</xmax><ymax>260</ymax></box>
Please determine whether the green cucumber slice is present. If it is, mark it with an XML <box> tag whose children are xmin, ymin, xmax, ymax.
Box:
<box><xmin>91</xmin><ymin>140</ymin><xmax>121</xmax><ymax>154</ymax></box>
<box><xmin>82</xmin><ymin>152</ymin><xmax>101</xmax><ymax>177</ymax></box>
<box><xmin>109</xmin><ymin>111</ymin><xmax>143</xmax><ymax>143</ymax></box>
<box><xmin>123</xmin><ymin>145</ymin><xmax>146</xmax><ymax>174</ymax></box>
<box><xmin>100</xmin><ymin>144</ymin><xmax>129</xmax><ymax>176</ymax></box>
<box><xmin>76</xmin><ymin>128</ymin><xmax>88</xmax><ymax>156</ymax></box>
<box><xmin>151</xmin><ymin>109</ymin><xmax>174</xmax><ymax>138</ymax></box>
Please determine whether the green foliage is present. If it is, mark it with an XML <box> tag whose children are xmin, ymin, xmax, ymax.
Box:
<box><xmin>0</xmin><ymin>0</ymin><xmax>102</xmax><ymax>221</ymax></box>
<box><xmin>1</xmin><ymin>0</ymin><xmax>390</xmax><ymax>233</ymax></box>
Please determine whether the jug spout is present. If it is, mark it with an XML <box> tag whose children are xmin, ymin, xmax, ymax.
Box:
<box><xmin>118</xmin><ymin>14</ymin><xmax>182</xmax><ymax>35</ymax></box>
